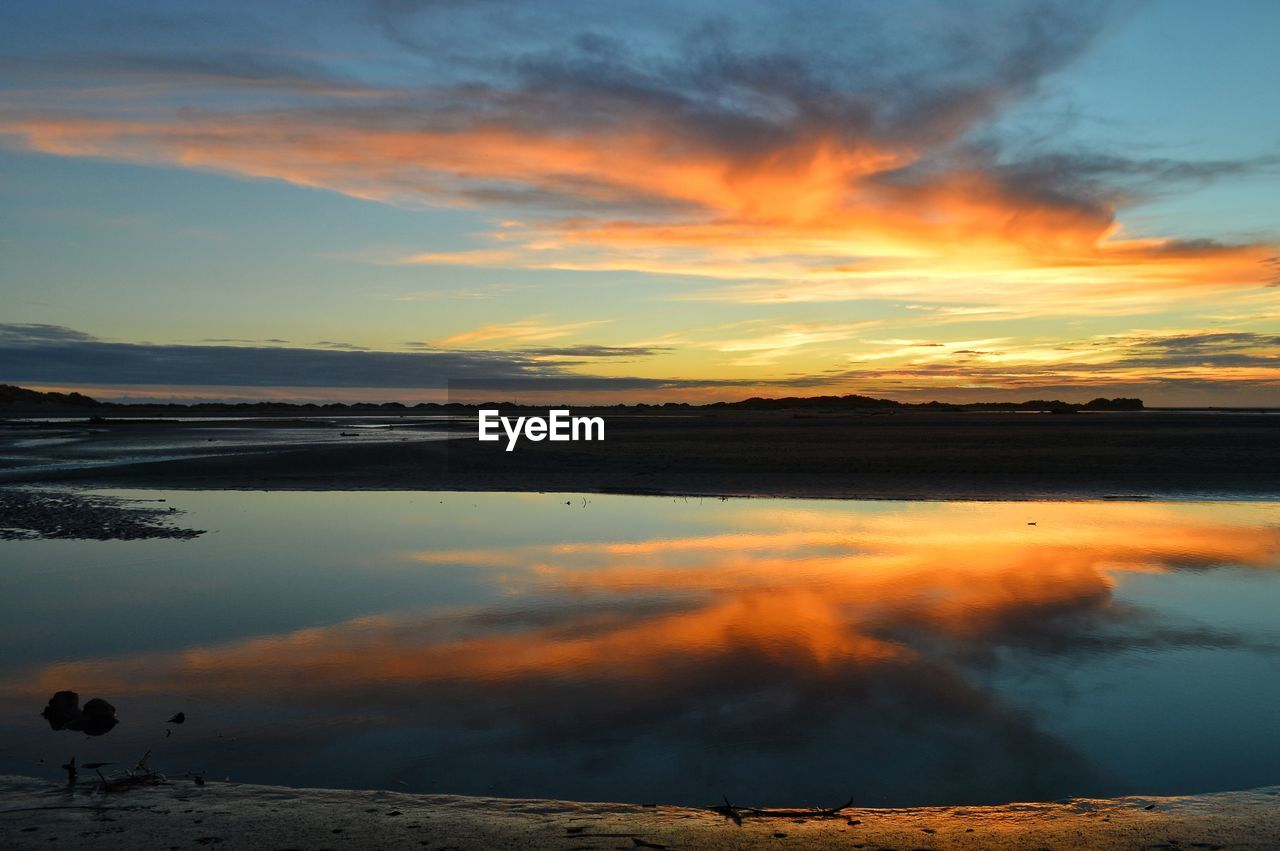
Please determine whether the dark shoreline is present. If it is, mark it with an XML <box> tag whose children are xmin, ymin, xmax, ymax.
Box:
<box><xmin>2</xmin><ymin>410</ymin><xmax>1278</xmax><ymax>501</ymax></box>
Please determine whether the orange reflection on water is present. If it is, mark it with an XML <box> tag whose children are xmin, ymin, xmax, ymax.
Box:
<box><xmin>14</xmin><ymin>502</ymin><xmax>1278</xmax><ymax>703</ymax></box>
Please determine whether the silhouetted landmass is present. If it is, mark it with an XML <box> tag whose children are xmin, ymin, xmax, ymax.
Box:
<box><xmin>0</xmin><ymin>384</ymin><xmax>100</xmax><ymax>409</ymax></box>
<box><xmin>3</xmin><ymin>407</ymin><xmax>1277</xmax><ymax>500</ymax></box>
<box><xmin>5</xmin><ymin>384</ymin><xmax>1276</xmax><ymax>500</ymax></box>
<box><xmin>702</xmin><ymin>394</ymin><xmax>1145</xmax><ymax>412</ymax></box>
<box><xmin>0</xmin><ymin>384</ymin><xmax>1145</xmax><ymax>417</ymax></box>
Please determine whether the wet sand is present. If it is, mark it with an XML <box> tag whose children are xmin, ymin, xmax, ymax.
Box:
<box><xmin>2</xmin><ymin>411</ymin><xmax>1278</xmax><ymax>499</ymax></box>
<box><xmin>2</xmin><ymin>775</ymin><xmax>1279</xmax><ymax>849</ymax></box>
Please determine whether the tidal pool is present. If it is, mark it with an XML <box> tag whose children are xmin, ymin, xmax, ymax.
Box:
<box><xmin>1</xmin><ymin>491</ymin><xmax>1278</xmax><ymax>807</ymax></box>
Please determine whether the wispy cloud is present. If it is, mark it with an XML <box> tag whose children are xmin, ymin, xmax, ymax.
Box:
<box><xmin>434</xmin><ymin>317</ymin><xmax>611</xmax><ymax>346</ymax></box>
<box><xmin>820</xmin><ymin>329</ymin><xmax>1280</xmax><ymax>397</ymax></box>
<box><xmin>702</xmin><ymin>321</ymin><xmax>880</xmax><ymax>366</ymax></box>
<box><xmin>0</xmin><ymin>323</ymin><xmax>98</xmax><ymax>344</ymax></box>
<box><xmin>312</xmin><ymin>340</ymin><xmax>370</xmax><ymax>351</ymax></box>
<box><xmin>520</xmin><ymin>344</ymin><xmax>674</xmax><ymax>360</ymax></box>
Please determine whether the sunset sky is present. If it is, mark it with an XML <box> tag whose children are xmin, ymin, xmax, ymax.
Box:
<box><xmin>2</xmin><ymin>0</ymin><xmax>1278</xmax><ymax>404</ymax></box>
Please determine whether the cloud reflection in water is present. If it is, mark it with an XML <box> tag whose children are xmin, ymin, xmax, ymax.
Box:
<box><xmin>7</xmin><ymin>499</ymin><xmax>1279</xmax><ymax>805</ymax></box>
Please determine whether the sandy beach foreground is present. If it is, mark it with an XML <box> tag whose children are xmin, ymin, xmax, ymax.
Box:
<box><xmin>2</xmin><ymin>775</ymin><xmax>1279</xmax><ymax>849</ymax></box>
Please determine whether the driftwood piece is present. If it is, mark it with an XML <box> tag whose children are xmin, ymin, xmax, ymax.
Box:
<box><xmin>710</xmin><ymin>795</ymin><xmax>854</xmax><ymax>825</ymax></box>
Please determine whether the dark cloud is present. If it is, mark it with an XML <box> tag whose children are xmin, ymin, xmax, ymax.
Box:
<box><xmin>0</xmin><ymin>325</ymin><xmax>609</xmax><ymax>390</ymax></box>
<box><xmin>1003</xmin><ymin>151</ymin><xmax>1280</xmax><ymax>185</ymax></box>
<box><xmin>0</xmin><ymin>324</ymin><xmax>746</xmax><ymax>392</ymax></box>
<box><xmin>1106</xmin><ymin>332</ymin><xmax>1280</xmax><ymax>369</ymax></box>
<box><xmin>0</xmin><ymin>323</ymin><xmax>99</xmax><ymax>344</ymax></box>
<box><xmin>988</xmin><ymin>151</ymin><xmax>1280</xmax><ymax>212</ymax></box>
<box><xmin>311</xmin><ymin>340</ymin><xmax>370</xmax><ymax>351</ymax></box>
<box><xmin>371</xmin><ymin>0</ymin><xmax>1114</xmax><ymax>146</ymax></box>
<box><xmin>200</xmin><ymin>337</ymin><xmax>290</xmax><ymax>344</ymax></box>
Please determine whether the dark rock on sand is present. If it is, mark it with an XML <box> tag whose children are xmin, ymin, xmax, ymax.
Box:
<box><xmin>40</xmin><ymin>691</ymin><xmax>118</xmax><ymax>736</ymax></box>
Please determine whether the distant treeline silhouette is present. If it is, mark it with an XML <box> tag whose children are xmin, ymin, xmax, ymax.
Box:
<box><xmin>0</xmin><ymin>384</ymin><xmax>1142</xmax><ymax>414</ymax></box>
<box><xmin>701</xmin><ymin>394</ymin><xmax>1143</xmax><ymax>412</ymax></box>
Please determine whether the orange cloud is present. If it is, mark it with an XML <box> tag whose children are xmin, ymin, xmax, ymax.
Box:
<box><xmin>436</xmin><ymin>316</ymin><xmax>611</xmax><ymax>346</ymax></box>
<box><xmin>2</xmin><ymin>111</ymin><xmax>1273</xmax><ymax>310</ymax></box>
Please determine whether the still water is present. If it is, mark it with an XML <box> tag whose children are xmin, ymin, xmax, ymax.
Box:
<box><xmin>1</xmin><ymin>491</ymin><xmax>1278</xmax><ymax>806</ymax></box>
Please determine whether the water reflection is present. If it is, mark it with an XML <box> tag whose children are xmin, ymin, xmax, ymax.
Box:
<box><xmin>1</xmin><ymin>496</ymin><xmax>1278</xmax><ymax>805</ymax></box>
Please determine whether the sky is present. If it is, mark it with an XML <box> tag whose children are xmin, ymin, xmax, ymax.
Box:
<box><xmin>1</xmin><ymin>0</ymin><xmax>1277</xmax><ymax>405</ymax></box>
